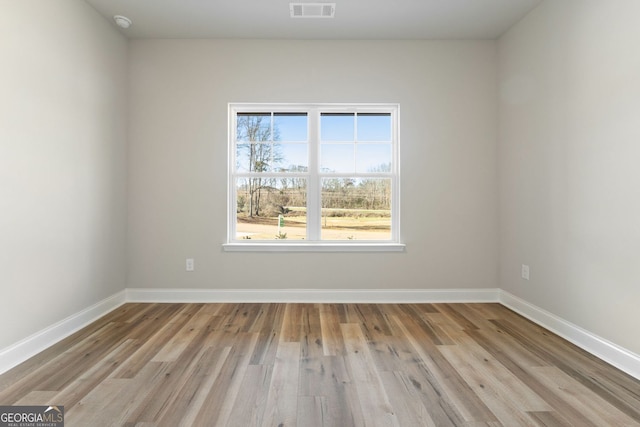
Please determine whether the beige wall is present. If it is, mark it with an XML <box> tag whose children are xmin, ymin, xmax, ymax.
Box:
<box><xmin>127</xmin><ymin>40</ymin><xmax>499</xmax><ymax>291</ymax></box>
<box><xmin>498</xmin><ymin>0</ymin><xmax>640</xmax><ymax>354</ymax></box>
<box><xmin>0</xmin><ymin>0</ymin><xmax>128</xmax><ymax>348</ymax></box>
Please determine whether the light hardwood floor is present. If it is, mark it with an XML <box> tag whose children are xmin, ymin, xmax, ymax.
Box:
<box><xmin>1</xmin><ymin>303</ymin><xmax>639</xmax><ymax>426</ymax></box>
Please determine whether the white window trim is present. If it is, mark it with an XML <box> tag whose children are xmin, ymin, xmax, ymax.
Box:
<box><xmin>225</xmin><ymin>103</ymin><xmax>403</xmax><ymax>252</ymax></box>
<box><xmin>222</xmin><ymin>242</ymin><xmax>405</xmax><ymax>252</ymax></box>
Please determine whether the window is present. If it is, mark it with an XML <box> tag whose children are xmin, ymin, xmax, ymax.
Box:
<box><xmin>226</xmin><ymin>103</ymin><xmax>402</xmax><ymax>251</ymax></box>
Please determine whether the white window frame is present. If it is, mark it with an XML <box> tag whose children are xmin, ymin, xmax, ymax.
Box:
<box><xmin>224</xmin><ymin>103</ymin><xmax>404</xmax><ymax>252</ymax></box>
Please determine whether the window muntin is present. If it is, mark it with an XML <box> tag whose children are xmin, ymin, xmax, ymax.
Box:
<box><xmin>229</xmin><ymin>104</ymin><xmax>399</xmax><ymax>245</ymax></box>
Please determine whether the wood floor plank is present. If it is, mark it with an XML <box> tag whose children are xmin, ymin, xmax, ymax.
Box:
<box><xmin>492</xmin><ymin>316</ymin><xmax>640</xmax><ymax>422</ymax></box>
<box><xmin>249</xmin><ymin>302</ymin><xmax>286</xmax><ymax>365</ymax></box>
<box><xmin>465</xmin><ymin>327</ymin><xmax>598</xmax><ymax>427</ymax></box>
<box><xmin>1</xmin><ymin>302</ymin><xmax>639</xmax><ymax>426</ymax></box>
<box><xmin>297</xmin><ymin>396</ymin><xmax>329</xmax><ymax>427</ymax></box>
<box><xmin>122</xmin><ymin>316</ymin><xmax>228</xmax><ymax>424</ymax></box>
<box><xmin>221</xmin><ymin>303</ymin><xmax>257</xmax><ymax>334</ymax></box>
<box><xmin>348</xmin><ymin>304</ymin><xmax>394</xmax><ymax>342</ymax></box>
<box><xmin>341</xmin><ymin>323</ymin><xmax>399</xmax><ymax>427</ymax></box>
<box><xmin>383</xmin><ymin>336</ymin><xmax>474</xmax><ymax>425</ymax></box>
<box><xmin>0</xmin><ymin>320</ymin><xmax>137</xmax><ymax>403</ymax></box>
<box><xmin>319</xmin><ymin>303</ymin><xmax>345</xmax><ymax>356</ymax></box>
<box><xmin>531</xmin><ymin>366</ymin><xmax>640</xmax><ymax>426</ymax></box>
<box><xmin>65</xmin><ymin>378</ymin><xmax>133</xmax><ymax>426</ymax></box>
<box><xmin>151</xmin><ymin>307</ymin><xmax>217</xmax><ymax>362</ymax></box>
<box><xmin>367</xmin><ymin>333</ymin><xmax>415</xmax><ymax>373</ymax></box>
<box><xmin>68</xmin><ymin>361</ymin><xmax>177</xmax><ymax>425</ymax></box>
<box><xmin>527</xmin><ymin>411</ymin><xmax>574</xmax><ymax>427</ymax></box>
<box><xmin>280</xmin><ymin>303</ymin><xmax>303</xmax><ymax>342</ymax></box>
<box><xmin>389</xmin><ymin>313</ymin><xmax>499</xmax><ymax>425</ymax></box>
<box><xmin>78</xmin><ymin>363</ymin><xmax>180</xmax><ymax>426</ymax></box>
<box><xmin>227</xmin><ymin>363</ymin><xmax>272</xmax><ymax>427</ymax></box>
<box><xmin>46</xmin><ymin>338</ymin><xmax>140</xmax><ymax>410</ymax></box>
<box><xmin>262</xmin><ymin>341</ymin><xmax>301</xmax><ymax>427</ymax></box>
<box><xmin>405</xmin><ymin>304</ymin><xmax>453</xmax><ymax>345</ymax></box>
<box><xmin>0</xmin><ymin>305</ymin><xmax>153</xmax><ymax>391</ymax></box>
<box><xmin>300</xmin><ymin>304</ymin><xmax>324</xmax><ymax>360</ymax></box>
<box><xmin>438</xmin><ymin>344</ymin><xmax>541</xmax><ymax>426</ymax></box>
<box><xmin>111</xmin><ymin>318</ymin><xmax>191</xmax><ymax>379</ymax></box>
<box><xmin>12</xmin><ymin>391</ymin><xmax>58</xmax><ymax>406</ymax></box>
<box><xmin>156</xmin><ymin>346</ymin><xmax>234</xmax><ymax>427</ymax></box>
<box><xmin>437</xmin><ymin>303</ymin><xmax>482</xmax><ymax>331</ymax></box>
<box><xmin>379</xmin><ymin>370</ymin><xmax>437</xmax><ymax>427</ymax></box>
<box><xmin>191</xmin><ymin>332</ymin><xmax>260</xmax><ymax>426</ymax></box>
<box><xmin>298</xmin><ymin>355</ymin><xmax>366</xmax><ymax>426</ymax></box>
<box><xmin>453</xmin><ymin>338</ymin><xmax>551</xmax><ymax>412</ymax></box>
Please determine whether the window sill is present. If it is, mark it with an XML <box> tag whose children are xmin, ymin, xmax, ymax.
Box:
<box><xmin>222</xmin><ymin>243</ymin><xmax>406</xmax><ymax>252</ymax></box>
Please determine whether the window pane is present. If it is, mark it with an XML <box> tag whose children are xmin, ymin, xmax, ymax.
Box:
<box><xmin>237</xmin><ymin>113</ymin><xmax>271</xmax><ymax>142</ymax></box>
<box><xmin>236</xmin><ymin>142</ymin><xmax>274</xmax><ymax>172</ymax></box>
<box><xmin>321</xmin><ymin>178</ymin><xmax>391</xmax><ymax>240</ymax></box>
<box><xmin>356</xmin><ymin>144</ymin><xmax>392</xmax><ymax>173</ymax></box>
<box><xmin>357</xmin><ymin>113</ymin><xmax>391</xmax><ymax>141</ymax></box>
<box><xmin>274</xmin><ymin>144</ymin><xmax>308</xmax><ymax>172</ymax></box>
<box><xmin>236</xmin><ymin>178</ymin><xmax>307</xmax><ymax>240</ymax></box>
<box><xmin>274</xmin><ymin>113</ymin><xmax>307</xmax><ymax>142</ymax></box>
<box><xmin>321</xmin><ymin>113</ymin><xmax>355</xmax><ymax>141</ymax></box>
<box><xmin>236</xmin><ymin>144</ymin><xmax>250</xmax><ymax>172</ymax></box>
<box><xmin>320</xmin><ymin>144</ymin><xmax>354</xmax><ymax>173</ymax></box>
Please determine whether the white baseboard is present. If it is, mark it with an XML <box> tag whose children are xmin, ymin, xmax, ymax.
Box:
<box><xmin>0</xmin><ymin>290</ymin><xmax>127</xmax><ymax>376</ymax></box>
<box><xmin>499</xmin><ymin>290</ymin><xmax>640</xmax><ymax>381</ymax></box>
<box><xmin>125</xmin><ymin>287</ymin><xmax>501</xmax><ymax>304</ymax></box>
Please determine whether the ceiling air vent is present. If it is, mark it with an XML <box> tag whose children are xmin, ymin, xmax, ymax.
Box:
<box><xmin>290</xmin><ymin>3</ymin><xmax>336</xmax><ymax>18</ymax></box>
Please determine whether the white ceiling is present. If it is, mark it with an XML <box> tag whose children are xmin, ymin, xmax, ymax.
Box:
<box><xmin>84</xmin><ymin>0</ymin><xmax>543</xmax><ymax>40</ymax></box>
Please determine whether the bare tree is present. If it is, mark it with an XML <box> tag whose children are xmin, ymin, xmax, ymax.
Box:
<box><xmin>236</xmin><ymin>114</ymin><xmax>282</xmax><ymax>217</ymax></box>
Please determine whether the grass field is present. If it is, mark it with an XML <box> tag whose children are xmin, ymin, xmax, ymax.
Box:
<box><xmin>236</xmin><ymin>208</ymin><xmax>391</xmax><ymax>240</ymax></box>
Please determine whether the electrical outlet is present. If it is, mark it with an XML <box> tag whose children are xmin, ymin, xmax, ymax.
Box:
<box><xmin>186</xmin><ymin>258</ymin><xmax>195</xmax><ymax>272</ymax></box>
<box><xmin>521</xmin><ymin>264</ymin><xmax>530</xmax><ymax>280</ymax></box>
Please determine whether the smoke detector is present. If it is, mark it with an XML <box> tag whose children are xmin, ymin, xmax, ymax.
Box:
<box><xmin>113</xmin><ymin>15</ymin><xmax>132</xmax><ymax>29</ymax></box>
<box><xmin>290</xmin><ymin>3</ymin><xmax>336</xmax><ymax>18</ymax></box>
